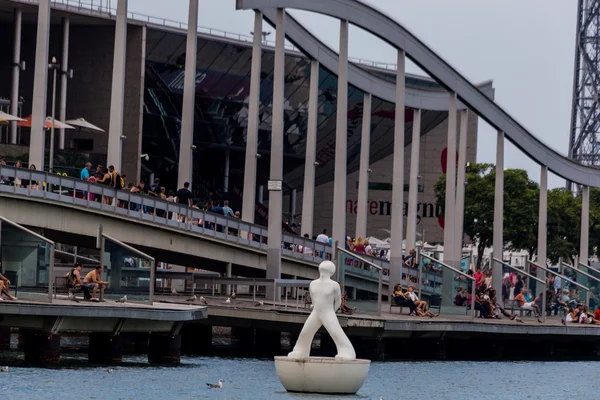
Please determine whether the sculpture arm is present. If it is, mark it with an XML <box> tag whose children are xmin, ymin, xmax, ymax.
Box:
<box><xmin>334</xmin><ymin>285</ymin><xmax>342</xmax><ymax>311</ymax></box>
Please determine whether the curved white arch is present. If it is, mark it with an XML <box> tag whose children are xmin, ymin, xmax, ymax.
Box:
<box><xmin>260</xmin><ymin>9</ymin><xmax>494</xmax><ymax>111</ymax></box>
<box><xmin>237</xmin><ymin>0</ymin><xmax>600</xmax><ymax>186</ymax></box>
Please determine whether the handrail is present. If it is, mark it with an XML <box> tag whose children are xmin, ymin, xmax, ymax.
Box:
<box><xmin>102</xmin><ymin>233</ymin><xmax>154</xmax><ymax>262</ymax></box>
<box><xmin>0</xmin><ymin>215</ymin><xmax>55</xmax><ymax>245</ymax></box>
<box><xmin>578</xmin><ymin>261</ymin><xmax>600</xmax><ymax>276</ymax></box>
<box><xmin>562</xmin><ymin>261</ymin><xmax>600</xmax><ymax>285</ymax></box>
<box><xmin>336</xmin><ymin>247</ymin><xmax>383</xmax><ymax>271</ymax></box>
<box><xmin>54</xmin><ymin>249</ymin><xmax>100</xmax><ymax>264</ymax></box>
<box><xmin>493</xmin><ymin>257</ymin><xmax>544</xmax><ymax>285</ymax></box>
<box><xmin>421</xmin><ymin>253</ymin><xmax>474</xmax><ymax>281</ymax></box>
<box><xmin>529</xmin><ymin>261</ymin><xmax>590</xmax><ymax>293</ymax></box>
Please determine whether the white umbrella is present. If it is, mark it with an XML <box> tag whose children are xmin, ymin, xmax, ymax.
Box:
<box><xmin>0</xmin><ymin>111</ymin><xmax>24</xmax><ymax>122</ymax></box>
<box><xmin>64</xmin><ymin>117</ymin><xmax>105</xmax><ymax>132</ymax></box>
<box><xmin>45</xmin><ymin>117</ymin><xmax>75</xmax><ymax>130</ymax></box>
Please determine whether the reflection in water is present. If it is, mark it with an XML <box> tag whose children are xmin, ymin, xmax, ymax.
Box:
<box><xmin>0</xmin><ymin>350</ymin><xmax>597</xmax><ymax>400</ymax></box>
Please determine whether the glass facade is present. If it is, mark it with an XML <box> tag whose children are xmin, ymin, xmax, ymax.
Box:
<box><xmin>142</xmin><ymin>30</ymin><xmax>447</xmax><ymax>215</ymax></box>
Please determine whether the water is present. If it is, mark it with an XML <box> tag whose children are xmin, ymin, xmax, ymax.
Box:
<box><xmin>0</xmin><ymin>355</ymin><xmax>598</xmax><ymax>400</ymax></box>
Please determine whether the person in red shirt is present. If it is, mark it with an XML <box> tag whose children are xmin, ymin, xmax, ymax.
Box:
<box><xmin>594</xmin><ymin>305</ymin><xmax>600</xmax><ymax>321</ymax></box>
<box><xmin>473</xmin><ymin>267</ymin><xmax>484</xmax><ymax>289</ymax></box>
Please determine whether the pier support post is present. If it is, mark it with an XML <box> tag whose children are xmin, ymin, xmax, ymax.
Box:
<box><xmin>0</xmin><ymin>327</ymin><xmax>10</xmax><ymax>350</ymax></box>
<box><xmin>254</xmin><ymin>329</ymin><xmax>280</xmax><ymax>355</ymax></box>
<box><xmin>148</xmin><ymin>333</ymin><xmax>181</xmax><ymax>364</ymax></box>
<box><xmin>181</xmin><ymin>324</ymin><xmax>212</xmax><ymax>355</ymax></box>
<box><xmin>88</xmin><ymin>333</ymin><xmax>123</xmax><ymax>364</ymax></box>
<box><xmin>23</xmin><ymin>331</ymin><xmax>60</xmax><ymax>365</ymax></box>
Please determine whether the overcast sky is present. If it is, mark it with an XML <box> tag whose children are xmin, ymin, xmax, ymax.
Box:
<box><xmin>130</xmin><ymin>0</ymin><xmax>577</xmax><ymax>188</ymax></box>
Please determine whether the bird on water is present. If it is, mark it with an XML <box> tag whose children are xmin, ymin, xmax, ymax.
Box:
<box><xmin>1</xmin><ymin>367</ymin><xmax>8</xmax><ymax>373</ymax></box>
<box><xmin>199</xmin><ymin>296</ymin><xmax>208</xmax><ymax>305</ymax></box>
<box><xmin>206</xmin><ymin>379</ymin><xmax>224</xmax><ymax>389</ymax></box>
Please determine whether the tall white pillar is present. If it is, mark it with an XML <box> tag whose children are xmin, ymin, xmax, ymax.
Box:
<box><xmin>492</xmin><ymin>130</ymin><xmax>504</xmax><ymax>297</ymax></box>
<box><xmin>300</xmin><ymin>60</ymin><xmax>319</xmax><ymax>237</ymax></box>
<box><xmin>58</xmin><ymin>17</ymin><xmax>70</xmax><ymax>150</ymax></box>
<box><xmin>580</xmin><ymin>185</ymin><xmax>589</xmax><ymax>264</ymax></box>
<box><xmin>331</xmin><ymin>19</ymin><xmax>349</xmax><ymax>278</ymax></box>
<box><xmin>454</xmin><ymin>110</ymin><xmax>469</xmax><ymax>269</ymax></box>
<box><xmin>389</xmin><ymin>49</ymin><xmax>406</xmax><ymax>298</ymax></box>
<box><xmin>355</xmin><ymin>93</ymin><xmax>372</xmax><ymax>239</ymax></box>
<box><xmin>29</xmin><ymin>0</ymin><xmax>51</xmax><ymax>169</ymax></box>
<box><xmin>537</xmin><ymin>165</ymin><xmax>547</xmax><ymax>280</ymax></box>
<box><xmin>241</xmin><ymin>11</ymin><xmax>263</xmax><ymax>224</ymax></box>
<box><xmin>177</xmin><ymin>0</ymin><xmax>199</xmax><ymax>189</ymax></box>
<box><xmin>10</xmin><ymin>8</ymin><xmax>22</xmax><ymax>145</ymax></box>
<box><xmin>258</xmin><ymin>185</ymin><xmax>264</xmax><ymax>204</ymax></box>
<box><xmin>106</xmin><ymin>0</ymin><xmax>128</xmax><ymax>173</ymax></box>
<box><xmin>265</xmin><ymin>8</ymin><xmax>286</xmax><ymax>300</ymax></box>
<box><xmin>442</xmin><ymin>93</ymin><xmax>457</xmax><ymax>305</ymax></box>
<box><xmin>405</xmin><ymin>108</ymin><xmax>422</xmax><ymax>250</ymax></box>
<box><xmin>223</xmin><ymin>148</ymin><xmax>230</xmax><ymax>194</ymax></box>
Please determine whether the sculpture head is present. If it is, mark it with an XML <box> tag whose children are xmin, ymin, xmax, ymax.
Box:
<box><xmin>318</xmin><ymin>260</ymin><xmax>336</xmax><ymax>279</ymax></box>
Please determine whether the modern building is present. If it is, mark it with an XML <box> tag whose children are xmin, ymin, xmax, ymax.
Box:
<box><xmin>0</xmin><ymin>0</ymin><xmax>491</xmax><ymax>243</ymax></box>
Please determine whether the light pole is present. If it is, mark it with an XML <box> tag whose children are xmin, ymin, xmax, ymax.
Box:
<box><xmin>48</xmin><ymin>56</ymin><xmax>73</xmax><ymax>172</ymax></box>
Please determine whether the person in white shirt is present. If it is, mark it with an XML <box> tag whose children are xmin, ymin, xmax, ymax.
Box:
<box><xmin>364</xmin><ymin>239</ymin><xmax>373</xmax><ymax>256</ymax></box>
<box><xmin>299</xmin><ymin>234</ymin><xmax>313</xmax><ymax>255</ymax></box>
<box><xmin>407</xmin><ymin>285</ymin><xmax>438</xmax><ymax>317</ymax></box>
<box><xmin>316</xmin><ymin>229</ymin><xmax>329</xmax><ymax>244</ymax></box>
<box><xmin>553</xmin><ymin>275</ymin><xmax>562</xmax><ymax>294</ymax></box>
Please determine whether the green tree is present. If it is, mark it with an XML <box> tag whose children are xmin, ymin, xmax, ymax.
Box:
<box><xmin>546</xmin><ymin>188</ymin><xmax>581</xmax><ymax>264</ymax></box>
<box><xmin>434</xmin><ymin>163</ymin><xmax>539</xmax><ymax>269</ymax></box>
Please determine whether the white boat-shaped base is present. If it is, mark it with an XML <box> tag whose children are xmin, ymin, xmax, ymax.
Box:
<box><xmin>274</xmin><ymin>356</ymin><xmax>370</xmax><ymax>394</ymax></box>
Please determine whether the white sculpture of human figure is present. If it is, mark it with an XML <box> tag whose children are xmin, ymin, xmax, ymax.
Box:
<box><xmin>288</xmin><ymin>260</ymin><xmax>356</xmax><ymax>360</ymax></box>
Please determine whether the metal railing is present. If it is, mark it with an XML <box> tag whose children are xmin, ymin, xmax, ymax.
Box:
<box><xmin>494</xmin><ymin>257</ymin><xmax>546</xmax><ymax>323</ymax></box>
<box><xmin>529</xmin><ymin>260</ymin><xmax>590</xmax><ymax>307</ymax></box>
<box><xmin>562</xmin><ymin>261</ymin><xmax>600</xmax><ymax>287</ymax></box>
<box><xmin>420</xmin><ymin>252</ymin><xmax>476</xmax><ymax>319</ymax></box>
<box><xmin>0</xmin><ymin>215</ymin><xmax>56</xmax><ymax>302</ymax></box>
<box><xmin>336</xmin><ymin>246</ymin><xmax>383</xmax><ymax>315</ymax></box>
<box><xmin>99</xmin><ymin>231</ymin><xmax>155</xmax><ymax>304</ymax></box>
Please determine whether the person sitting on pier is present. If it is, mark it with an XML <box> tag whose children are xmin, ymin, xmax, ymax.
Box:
<box><xmin>391</xmin><ymin>284</ymin><xmax>417</xmax><ymax>316</ymax></box>
<box><xmin>562</xmin><ymin>307</ymin><xmax>580</xmax><ymax>324</ymax></box>
<box><xmin>550</xmin><ymin>289</ymin><xmax>569</xmax><ymax>315</ymax></box>
<box><xmin>474</xmin><ymin>288</ymin><xmax>491</xmax><ymax>318</ymax></box>
<box><xmin>67</xmin><ymin>263</ymin><xmax>92</xmax><ymax>301</ymax></box>
<box><xmin>579</xmin><ymin>305</ymin><xmax>600</xmax><ymax>325</ymax></box>
<box><xmin>455</xmin><ymin>287</ymin><xmax>467</xmax><ymax>306</ymax></box>
<box><xmin>338</xmin><ymin>284</ymin><xmax>356</xmax><ymax>315</ymax></box>
<box><xmin>406</xmin><ymin>285</ymin><xmax>439</xmax><ymax>318</ymax></box>
<box><xmin>0</xmin><ymin>272</ymin><xmax>17</xmax><ymax>301</ymax></box>
<box><xmin>514</xmin><ymin>288</ymin><xmax>542</xmax><ymax>318</ymax></box>
<box><xmin>84</xmin><ymin>265</ymin><xmax>109</xmax><ymax>302</ymax></box>
<box><xmin>489</xmin><ymin>289</ymin><xmax>519</xmax><ymax>321</ymax></box>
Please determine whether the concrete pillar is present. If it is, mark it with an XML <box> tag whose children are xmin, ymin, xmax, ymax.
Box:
<box><xmin>406</xmin><ymin>108</ymin><xmax>422</xmax><ymax>250</ymax></box>
<box><xmin>241</xmin><ymin>11</ymin><xmax>264</xmax><ymax>224</ymax></box>
<box><xmin>290</xmin><ymin>188</ymin><xmax>297</xmax><ymax>223</ymax></box>
<box><xmin>332</xmin><ymin>19</ymin><xmax>349</xmax><ymax>279</ymax></box>
<box><xmin>356</xmin><ymin>93</ymin><xmax>372</xmax><ymax>239</ymax></box>
<box><xmin>537</xmin><ymin>166</ymin><xmax>547</xmax><ymax>279</ymax></box>
<box><xmin>106</xmin><ymin>0</ymin><xmax>128</xmax><ymax>172</ymax></box>
<box><xmin>265</xmin><ymin>8</ymin><xmax>285</xmax><ymax>301</ymax></box>
<box><xmin>223</xmin><ymin>148</ymin><xmax>230</xmax><ymax>195</ymax></box>
<box><xmin>301</xmin><ymin>60</ymin><xmax>320</xmax><ymax>237</ymax></box>
<box><xmin>0</xmin><ymin>327</ymin><xmax>10</xmax><ymax>350</ymax></box>
<box><xmin>181</xmin><ymin>324</ymin><xmax>212</xmax><ymax>355</ymax></box>
<box><xmin>148</xmin><ymin>333</ymin><xmax>181</xmax><ymax>364</ymax></box>
<box><xmin>492</xmin><ymin>131</ymin><xmax>504</xmax><ymax>297</ymax></box>
<box><xmin>88</xmin><ymin>333</ymin><xmax>123</xmax><ymax>364</ymax></box>
<box><xmin>177</xmin><ymin>0</ymin><xmax>199</xmax><ymax>189</ymax></box>
<box><xmin>441</xmin><ymin>93</ymin><xmax>457</xmax><ymax>305</ymax></box>
<box><xmin>254</xmin><ymin>329</ymin><xmax>281</xmax><ymax>355</ymax></box>
<box><xmin>10</xmin><ymin>8</ymin><xmax>22</xmax><ymax>144</ymax></box>
<box><xmin>225</xmin><ymin>262</ymin><xmax>232</xmax><ymax>296</ymax></box>
<box><xmin>23</xmin><ymin>331</ymin><xmax>60</xmax><ymax>365</ymax></box>
<box><xmin>58</xmin><ymin>17</ymin><xmax>70</xmax><ymax>150</ymax></box>
<box><xmin>29</xmin><ymin>0</ymin><xmax>51</xmax><ymax>169</ymax></box>
<box><xmin>389</xmin><ymin>49</ymin><xmax>406</xmax><ymax>297</ymax></box>
<box><xmin>580</xmin><ymin>185</ymin><xmax>589</xmax><ymax>265</ymax></box>
<box><xmin>454</xmin><ymin>110</ymin><xmax>468</xmax><ymax>269</ymax></box>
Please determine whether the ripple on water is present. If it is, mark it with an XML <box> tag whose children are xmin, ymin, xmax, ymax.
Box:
<box><xmin>0</xmin><ymin>355</ymin><xmax>597</xmax><ymax>400</ymax></box>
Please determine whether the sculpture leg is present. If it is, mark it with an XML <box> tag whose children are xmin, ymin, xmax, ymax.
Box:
<box><xmin>288</xmin><ymin>312</ymin><xmax>321</xmax><ymax>358</ymax></box>
<box><xmin>321</xmin><ymin>317</ymin><xmax>356</xmax><ymax>360</ymax></box>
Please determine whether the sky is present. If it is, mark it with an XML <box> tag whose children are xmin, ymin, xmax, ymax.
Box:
<box><xmin>129</xmin><ymin>0</ymin><xmax>577</xmax><ymax>188</ymax></box>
